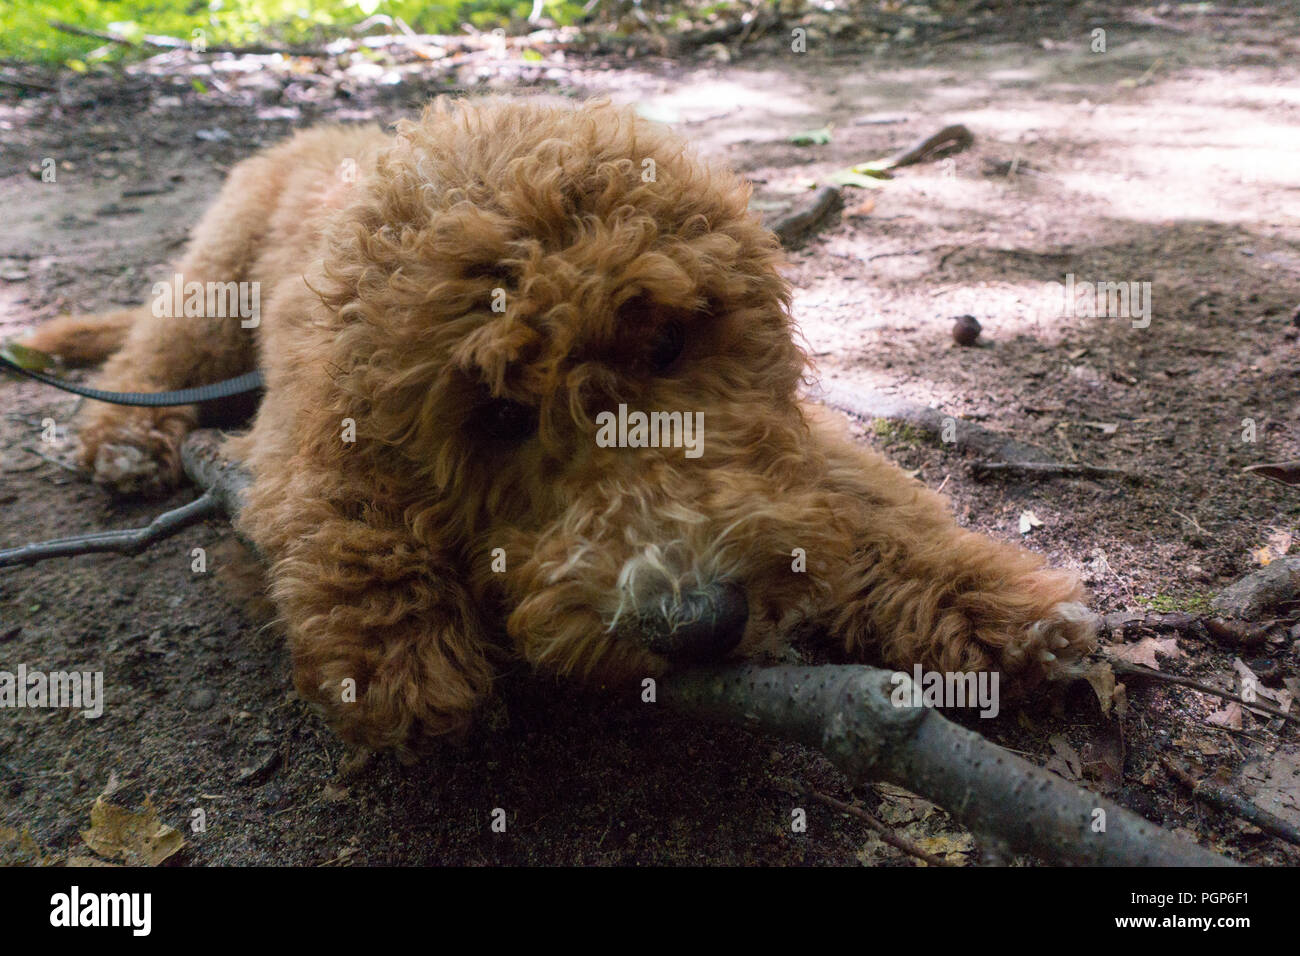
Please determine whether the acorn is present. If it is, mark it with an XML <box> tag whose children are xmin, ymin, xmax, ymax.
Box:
<box><xmin>952</xmin><ymin>314</ymin><xmax>982</xmax><ymax>346</ymax></box>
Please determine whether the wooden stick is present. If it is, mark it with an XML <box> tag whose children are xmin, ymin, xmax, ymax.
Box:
<box><xmin>0</xmin><ymin>493</ymin><xmax>218</xmax><ymax>568</ymax></box>
<box><xmin>804</xmin><ymin>787</ymin><xmax>952</xmax><ymax>866</ymax></box>
<box><xmin>1160</xmin><ymin>756</ymin><xmax>1300</xmax><ymax>848</ymax></box>
<box><xmin>0</xmin><ymin>73</ymin><xmax>56</xmax><ymax>93</ymax></box>
<box><xmin>1111</xmin><ymin>659</ymin><xmax>1299</xmax><ymax>727</ymax></box>
<box><xmin>766</xmin><ymin>185</ymin><xmax>843</xmax><ymax>247</ymax></box>
<box><xmin>662</xmin><ymin>663</ymin><xmax>1235</xmax><ymax>866</ymax></box>
<box><xmin>815</xmin><ymin>382</ymin><xmax>1059</xmax><ymax>465</ymax></box>
<box><xmin>971</xmin><ymin>460</ymin><xmax>1140</xmax><ymax>482</ymax></box>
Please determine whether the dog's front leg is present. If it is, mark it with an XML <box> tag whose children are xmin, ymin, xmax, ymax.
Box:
<box><xmin>264</xmin><ymin>517</ymin><xmax>495</xmax><ymax>755</ymax></box>
<box><xmin>818</xmin><ymin>437</ymin><xmax>1098</xmax><ymax>693</ymax></box>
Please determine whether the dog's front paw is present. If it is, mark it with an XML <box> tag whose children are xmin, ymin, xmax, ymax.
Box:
<box><xmin>1009</xmin><ymin>600</ymin><xmax>1100</xmax><ymax>681</ymax></box>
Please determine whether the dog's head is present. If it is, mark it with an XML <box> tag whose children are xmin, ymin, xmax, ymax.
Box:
<box><xmin>315</xmin><ymin>98</ymin><xmax>844</xmax><ymax>685</ymax></box>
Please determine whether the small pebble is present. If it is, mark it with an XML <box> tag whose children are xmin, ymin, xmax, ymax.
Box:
<box><xmin>953</xmin><ymin>314</ymin><xmax>982</xmax><ymax>346</ymax></box>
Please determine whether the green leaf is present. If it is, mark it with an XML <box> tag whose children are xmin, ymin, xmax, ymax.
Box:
<box><xmin>789</xmin><ymin>126</ymin><xmax>832</xmax><ymax>146</ymax></box>
<box><xmin>827</xmin><ymin>168</ymin><xmax>887</xmax><ymax>189</ymax></box>
<box><xmin>191</xmin><ymin>78</ymin><xmax>208</xmax><ymax>94</ymax></box>
<box><xmin>1</xmin><ymin>340</ymin><xmax>54</xmax><ymax>372</ymax></box>
<box><xmin>521</xmin><ymin>48</ymin><xmax>543</xmax><ymax>62</ymax></box>
<box><xmin>850</xmin><ymin>160</ymin><xmax>894</xmax><ymax>176</ymax></box>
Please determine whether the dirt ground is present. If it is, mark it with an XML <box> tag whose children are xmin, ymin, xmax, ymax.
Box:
<box><xmin>2</xmin><ymin>3</ymin><xmax>1299</xmax><ymax>865</ymax></box>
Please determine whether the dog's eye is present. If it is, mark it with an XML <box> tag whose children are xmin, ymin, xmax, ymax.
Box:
<box><xmin>649</xmin><ymin>321</ymin><xmax>685</xmax><ymax>372</ymax></box>
<box><xmin>477</xmin><ymin>397</ymin><xmax>536</xmax><ymax>442</ymax></box>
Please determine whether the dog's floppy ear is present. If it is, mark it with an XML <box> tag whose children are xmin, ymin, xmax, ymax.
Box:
<box><xmin>270</xmin><ymin>516</ymin><xmax>493</xmax><ymax>754</ymax></box>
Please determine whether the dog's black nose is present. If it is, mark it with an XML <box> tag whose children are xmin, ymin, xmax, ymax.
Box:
<box><xmin>622</xmin><ymin>582</ymin><xmax>748</xmax><ymax>664</ymax></box>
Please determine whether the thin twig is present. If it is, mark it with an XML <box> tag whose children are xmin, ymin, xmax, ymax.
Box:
<box><xmin>1111</xmin><ymin>659</ymin><xmax>1299</xmax><ymax>727</ymax></box>
<box><xmin>805</xmin><ymin>788</ymin><xmax>952</xmax><ymax>866</ymax></box>
<box><xmin>766</xmin><ymin>185</ymin><xmax>843</xmax><ymax>247</ymax></box>
<box><xmin>971</xmin><ymin>460</ymin><xmax>1140</xmax><ymax>482</ymax></box>
<box><xmin>20</xmin><ymin>445</ymin><xmax>80</xmax><ymax>474</ymax></box>
<box><xmin>47</xmin><ymin>20</ymin><xmax>328</xmax><ymax>56</ymax></box>
<box><xmin>1160</xmin><ymin>756</ymin><xmax>1300</xmax><ymax>848</ymax></box>
<box><xmin>0</xmin><ymin>74</ymin><xmax>56</xmax><ymax>93</ymax></box>
<box><xmin>0</xmin><ymin>492</ymin><xmax>218</xmax><ymax>569</ymax></box>
<box><xmin>816</xmin><ymin>382</ymin><xmax>1058</xmax><ymax>466</ymax></box>
<box><xmin>47</xmin><ymin>19</ymin><xmax>136</xmax><ymax>46</ymax></box>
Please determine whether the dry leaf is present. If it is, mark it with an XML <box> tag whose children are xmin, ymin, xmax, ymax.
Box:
<box><xmin>846</xmin><ymin>196</ymin><xmax>876</xmax><ymax>217</ymax></box>
<box><xmin>912</xmin><ymin>832</ymin><xmax>974</xmax><ymax>865</ymax></box>
<box><xmin>1232</xmin><ymin>658</ymin><xmax>1293</xmax><ymax>716</ymax></box>
<box><xmin>0</xmin><ymin>826</ymin><xmax>52</xmax><ymax>866</ymax></box>
<box><xmin>1048</xmin><ymin>734</ymin><xmax>1082</xmax><ymax>779</ymax></box>
<box><xmin>1083</xmin><ymin>660</ymin><xmax>1117</xmax><ymax>716</ymax></box>
<box><xmin>80</xmin><ymin>796</ymin><xmax>185</xmax><ymax>866</ymax></box>
<box><xmin>1206</xmin><ymin>702</ymin><xmax>1243</xmax><ymax>730</ymax></box>
<box><xmin>1018</xmin><ymin>510</ymin><xmax>1043</xmax><ymax>535</ymax></box>
<box><xmin>1080</xmin><ymin>731</ymin><xmax>1125</xmax><ymax>794</ymax></box>
<box><xmin>1255</xmin><ymin>529</ymin><xmax>1293</xmax><ymax>566</ymax></box>
<box><xmin>1104</xmin><ymin>637</ymin><xmax>1182</xmax><ymax>670</ymax></box>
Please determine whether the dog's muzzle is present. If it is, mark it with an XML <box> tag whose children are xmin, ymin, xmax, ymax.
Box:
<box><xmin>617</xmin><ymin>582</ymin><xmax>748</xmax><ymax>664</ymax></box>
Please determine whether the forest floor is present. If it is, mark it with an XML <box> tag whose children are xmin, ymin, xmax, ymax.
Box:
<box><xmin>1</xmin><ymin>2</ymin><xmax>1298</xmax><ymax>865</ymax></box>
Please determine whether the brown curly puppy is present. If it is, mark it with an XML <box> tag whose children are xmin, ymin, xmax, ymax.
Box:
<box><xmin>25</xmin><ymin>98</ymin><xmax>1097</xmax><ymax>753</ymax></box>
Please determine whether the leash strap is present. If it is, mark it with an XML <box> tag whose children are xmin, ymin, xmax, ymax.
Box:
<box><xmin>1</xmin><ymin>354</ymin><xmax>265</xmax><ymax>407</ymax></box>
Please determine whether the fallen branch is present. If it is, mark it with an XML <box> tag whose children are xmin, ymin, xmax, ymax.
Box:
<box><xmin>1160</xmin><ymin>756</ymin><xmax>1300</xmax><ymax>849</ymax></box>
<box><xmin>0</xmin><ymin>493</ymin><xmax>218</xmax><ymax>569</ymax></box>
<box><xmin>765</xmin><ymin>185</ymin><xmax>844</xmax><ymax>248</ymax></box>
<box><xmin>48</xmin><ymin>19</ymin><xmax>329</xmax><ymax>57</ymax></box>
<box><xmin>0</xmin><ymin>73</ymin><xmax>56</xmax><ymax>93</ymax></box>
<box><xmin>1109</xmin><ymin>659</ymin><xmax>1299</xmax><ymax>728</ymax></box>
<box><xmin>802</xmin><ymin>787</ymin><xmax>951</xmax><ymax>866</ymax></box>
<box><xmin>0</xmin><ymin>430</ymin><xmax>247</xmax><ymax>570</ymax></box>
<box><xmin>971</xmin><ymin>460</ymin><xmax>1140</xmax><ymax>483</ymax></box>
<box><xmin>661</xmin><ymin>664</ymin><xmax>1234</xmax><ymax>866</ymax></box>
<box><xmin>878</xmin><ymin>123</ymin><xmax>974</xmax><ymax>171</ymax></box>
<box><xmin>814</xmin><ymin>381</ymin><xmax>1057</xmax><ymax>465</ymax></box>
<box><xmin>817</xmin><ymin>385</ymin><xmax>1132</xmax><ymax>482</ymax></box>
<box><xmin>1210</xmin><ymin>556</ymin><xmax>1300</xmax><ymax>622</ymax></box>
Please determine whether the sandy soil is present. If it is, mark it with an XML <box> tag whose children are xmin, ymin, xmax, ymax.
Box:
<box><xmin>2</xmin><ymin>4</ymin><xmax>1298</xmax><ymax>865</ymax></box>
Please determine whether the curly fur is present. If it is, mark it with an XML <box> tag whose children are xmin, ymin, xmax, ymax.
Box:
<box><xmin>25</xmin><ymin>98</ymin><xmax>1097</xmax><ymax>755</ymax></box>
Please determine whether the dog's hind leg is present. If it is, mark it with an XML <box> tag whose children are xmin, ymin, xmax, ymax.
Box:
<box><xmin>49</xmin><ymin>151</ymin><xmax>288</xmax><ymax>494</ymax></box>
<box><xmin>20</xmin><ymin>308</ymin><xmax>138</xmax><ymax>366</ymax></box>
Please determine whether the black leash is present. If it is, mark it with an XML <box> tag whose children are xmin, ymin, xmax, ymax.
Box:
<box><xmin>0</xmin><ymin>353</ymin><xmax>265</xmax><ymax>407</ymax></box>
